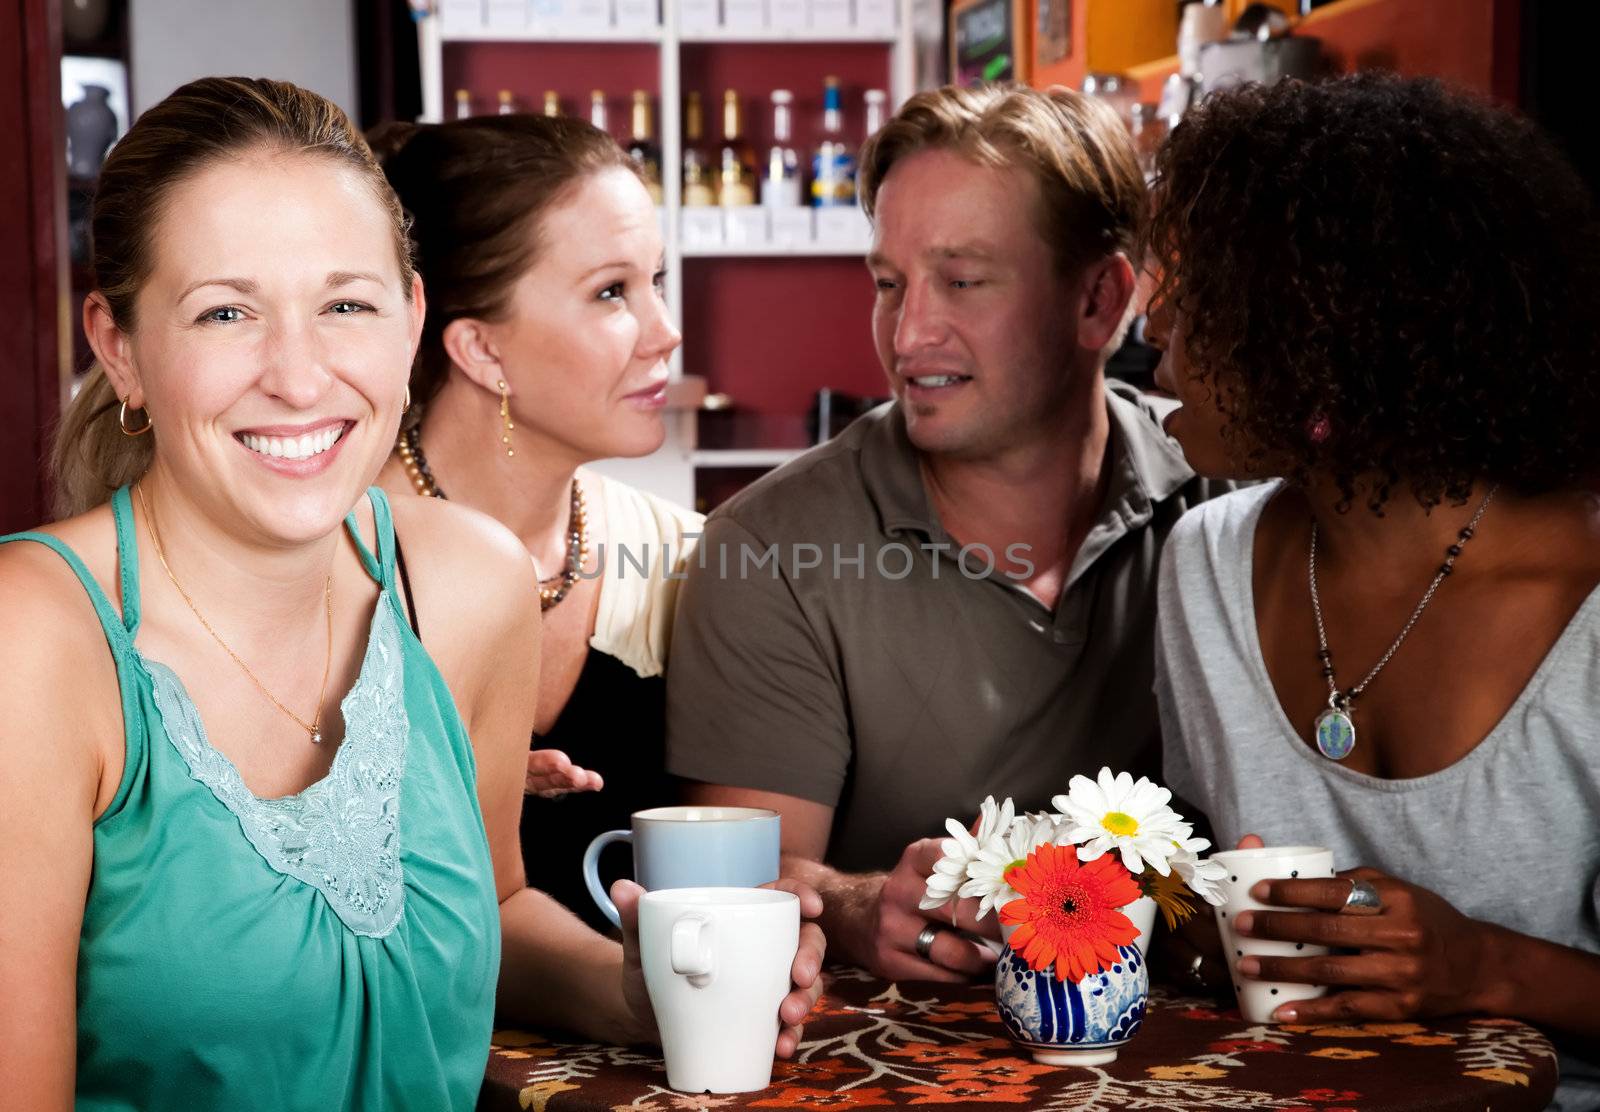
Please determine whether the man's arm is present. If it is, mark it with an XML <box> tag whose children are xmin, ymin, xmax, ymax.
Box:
<box><xmin>683</xmin><ymin>782</ymin><xmax>996</xmax><ymax>982</ymax></box>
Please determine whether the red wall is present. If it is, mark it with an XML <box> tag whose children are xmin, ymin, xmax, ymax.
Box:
<box><xmin>682</xmin><ymin>256</ymin><xmax>884</xmax><ymax>420</ymax></box>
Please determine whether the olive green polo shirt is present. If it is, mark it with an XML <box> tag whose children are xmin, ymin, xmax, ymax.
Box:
<box><xmin>665</xmin><ymin>381</ymin><xmax>1230</xmax><ymax>873</ymax></box>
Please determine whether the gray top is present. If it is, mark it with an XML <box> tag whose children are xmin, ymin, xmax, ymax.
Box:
<box><xmin>1156</xmin><ymin>481</ymin><xmax>1600</xmax><ymax>1109</ymax></box>
<box><xmin>666</xmin><ymin>381</ymin><xmax>1230</xmax><ymax>872</ymax></box>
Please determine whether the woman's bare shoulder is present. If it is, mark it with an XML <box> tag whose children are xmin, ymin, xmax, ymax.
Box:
<box><xmin>385</xmin><ymin>490</ymin><xmax>534</xmax><ymax>588</ymax></box>
<box><xmin>383</xmin><ymin>489</ymin><xmax>539</xmax><ymax>682</ymax></box>
<box><xmin>0</xmin><ymin>506</ymin><xmax>125</xmax><ymax>782</ymax></box>
<box><xmin>0</xmin><ymin>504</ymin><xmax>123</xmax><ymax>646</ymax></box>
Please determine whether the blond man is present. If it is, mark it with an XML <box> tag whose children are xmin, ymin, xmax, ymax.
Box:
<box><xmin>665</xmin><ymin>84</ymin><xmax>1229</xmax><ymax>980</ymax></box>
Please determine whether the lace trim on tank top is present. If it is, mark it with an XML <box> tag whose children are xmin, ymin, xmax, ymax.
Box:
<box><xmin>145</xmin><ymin>594</ymin><xmax>411</xmax><ymax>937</ymax></box>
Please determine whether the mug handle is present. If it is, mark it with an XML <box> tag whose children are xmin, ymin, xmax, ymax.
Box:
<box><xmin>671</xmin><ymin>914</ymin><xmax>714</xmax><ymax>987</ymax></box>
<box><xmin>583</xmin><ymin>829</ymin><xmax>633</xmax><ymax>928</ymax></box>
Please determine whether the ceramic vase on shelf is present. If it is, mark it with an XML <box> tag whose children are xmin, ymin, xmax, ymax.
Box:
<box><xmin>67</xmin><ymin>85</ymin><xmax>117</xmax><ymax>180</ymax></box>
<box><xmin>994</xmin><ymin>924</ymin><xmax>1148</xmax><ymax>1066</ymax></box>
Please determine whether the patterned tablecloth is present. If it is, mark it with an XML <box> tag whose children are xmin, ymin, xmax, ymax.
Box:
<box><xmin>480</xmin><ymin>966</ymin><xmax>1558</xmax><ymax>1112</ymax></box>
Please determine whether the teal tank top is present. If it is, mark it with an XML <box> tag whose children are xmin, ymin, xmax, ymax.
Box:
<box><xmin>0</xmin><ymin>487</ymin><xmax>501</xmax><ymax>1110</ymax></box>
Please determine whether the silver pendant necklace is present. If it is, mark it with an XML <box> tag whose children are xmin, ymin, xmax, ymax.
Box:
<box><xmin>1307</xmin><ymin>486</ymin><xmax>1498</xmax><ymax>761</ymax></box>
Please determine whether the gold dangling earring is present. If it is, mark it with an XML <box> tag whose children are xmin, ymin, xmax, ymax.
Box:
<box><xmin>119</xmin><ymin>395</ymin><xmax>153</xmax><ymax>436</ymax></box>
<box><xmin>402</xmin><ymin>385</ymin><xmax>412</xmax><ymax>414</ymax></box>
<box><xmin>497</xmin><ymin>379</ymin><xmax>515</xmax><ymax>458</ymax></box>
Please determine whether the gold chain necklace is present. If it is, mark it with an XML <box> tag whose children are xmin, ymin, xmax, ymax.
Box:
<box><xmin>396</xmin><ymin>425</ymin><xmax>589</xmax><ymax>611</ymax></box>
<box><xmin>137</xmin><ymin>483</ymin><xmax>335</xmax><ymax>745</ymax></box>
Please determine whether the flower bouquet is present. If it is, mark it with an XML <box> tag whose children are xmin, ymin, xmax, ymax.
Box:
<box><xmin>919</xmin><ymin>769</ymin><xmax>1226</xmax><ymax>1065</ymax></box>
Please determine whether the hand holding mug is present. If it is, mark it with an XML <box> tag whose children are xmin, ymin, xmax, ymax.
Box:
<box><xmin>1233</xmin><ymin>864</ymin><xmax>1497</xmax><ymax>1023</ymax></box>
<box><xmin>615</xmin><ymin>878</ymin><xmax>827</xmax><ymax>1090</ymax></box>
<box><xmin>1210</xmin><ymin>841</ymin><xmax>1337</xmax><ymax>1021</ymax></box>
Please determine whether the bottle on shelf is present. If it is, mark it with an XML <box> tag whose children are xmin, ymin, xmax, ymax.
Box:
<box><xmin>811</xmin><ymin>76</ymin><xmax>857</xmax><ymax>208</ymax></box>
<box><xmin>682</xmin><ymin>92</ymin><xmax>716</xmax><ymax>207</ymax></box>
<box><xmin>628</xmin><ymin>91</ymin><xmax>664</xmax><ymax>204</ymax></box>
<box><xmin>542</xmin><ymin>90</ymin><xmax>561</xmax><ymax>117</ymax></box>
<box><xmin>762</xmin><ymin>89</ymin><xmax>803</xmax><ymax>209</ymax></box>
<box><xmin>496</xmin><ymin>89</ymin><xmax>515</xmax><ymax>116</ymax></box>
<box><xmin>590</xmin><ymin>89</ymin><xmax>608</xmax><ymax>134</ymax></box>
<box><xmin>864</xmin><ymin>88</ymin><xmax>887</xmax><ymax>140</ymax></box>
<box><xmin>717</xmin><ymin>90</ymin><xmax>758</xmax><ymax>207</ymax></box>
<box><xmin>454</xmin><ymin>89</ymin><xmax>473</xmax><ymax>120</ymax></box>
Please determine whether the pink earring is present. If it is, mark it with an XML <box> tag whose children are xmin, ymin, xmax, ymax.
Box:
<box><xmin>1306</xmin><ymin>414</ymin><xmax>1331</xmax><ymax>445</ymax></box>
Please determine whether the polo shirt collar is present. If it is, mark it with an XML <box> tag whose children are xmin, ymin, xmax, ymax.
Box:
<box><xmin>860</xmin><ymin>402</ymin><xmax>939</xmax><ymax>539</ymax></box>
<box><xmin>860</xmin><ymin>384</ymin><xmax>1195</xmax><ymax>562</ymax></box>
<box><xmin>1068</xmin><ymin>383</ymin><xmax>1194</xmax><ymax>586</ymax></box>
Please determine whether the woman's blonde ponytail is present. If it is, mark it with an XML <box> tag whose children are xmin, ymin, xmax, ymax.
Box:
<box><xmin>50</xmin><ymin>363</ymin><xmax>154</xmax><ymax>519</ymax></box>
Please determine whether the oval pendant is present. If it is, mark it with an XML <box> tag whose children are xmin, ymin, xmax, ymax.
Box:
<box><xmin>1314</xmin><ymin>708</ymin><xmax>1355</xmax><ymax>760</ymax></box>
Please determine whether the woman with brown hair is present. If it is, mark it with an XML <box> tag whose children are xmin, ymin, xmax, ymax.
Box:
<box><xmin>1146</xmin><ymin>74</ymin><xmax>1600</xmax><ymax>1106</ymax></box>
<box><xmin>370</xmin><ymin>116</ymin><xmax>703</xmax><ymax>932</ymax></box>
<box><xmin>0</xmin><ymin>76</ymin><xmax>819</xmax><ymax>1109</ymax></box>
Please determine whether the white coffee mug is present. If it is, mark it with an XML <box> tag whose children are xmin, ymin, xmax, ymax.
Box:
<box><xmin>639</xmin><ymin>887</ymin><xmax>799</xmax><ymax>1094</ymax></box>
<box><xmin>1209</xmin><ymin>845</ymin><xmax>1337</xmax><ymax>1023</ymax></box>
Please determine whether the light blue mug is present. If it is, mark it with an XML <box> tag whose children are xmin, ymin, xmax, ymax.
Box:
<box><xmin>583</xmin><ymin>806</ymin><xmax>781</xmax><ymax>927</ymax></box>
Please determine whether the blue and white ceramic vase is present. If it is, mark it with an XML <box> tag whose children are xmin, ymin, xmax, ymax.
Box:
<box><xmin>994</xmin><ymin>934</ymin><xmax>1148</xmax><ymax>1066</ymax></box>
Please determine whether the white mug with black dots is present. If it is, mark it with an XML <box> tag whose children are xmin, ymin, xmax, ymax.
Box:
<box><xmin>1208</xmin><ymin>845</ymin><xmax>1336</xmax><ymax>1023</ymax></box>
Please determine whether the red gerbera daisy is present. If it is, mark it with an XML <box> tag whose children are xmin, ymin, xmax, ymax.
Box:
<box><xmin>999</xmin><ymin>843</ymin><xmax>1141</xmax><ymax>982</ymax></box>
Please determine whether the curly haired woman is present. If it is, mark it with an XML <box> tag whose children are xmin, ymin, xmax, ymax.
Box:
<box><xmin>1146</xmin><ymin>74</ymin><xmax>1600</xmax><ymax>1108</ymax></box>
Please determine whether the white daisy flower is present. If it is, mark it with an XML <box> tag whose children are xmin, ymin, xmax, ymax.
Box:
<box><xmin>1166</xmin><ymin>826</ymin><xmax>1228</xmax><ymax>907</ymax></box>
<box><xmin>1052</xmin><ymin>768</ymin><xmax>1189</xmax><ymax>877</ymax></box>
<box><xmin>958</xmin><ymin>812</ymin><xmax>1065</xmax><ymax>919</ymax></box>
<box><xmin>1171</xmin><ymin>848</ymin><xmax>1227</xmax><ymax>907</ymax></box>
<box><xmin>918</xmin><ymin>795</ymin><xmax>1014</xmax><ymax>912</ymax></box>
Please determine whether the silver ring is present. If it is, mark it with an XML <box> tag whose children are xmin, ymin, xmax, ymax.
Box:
<box><xmin>915</xmin><ymin>923</ymin><xmax>942</xmax><ymax>961</ymax></box>
<box><xmin>1342</xmin><ymin>877</ymin><xmax>1384</xmax><ymax>915</ymax></box>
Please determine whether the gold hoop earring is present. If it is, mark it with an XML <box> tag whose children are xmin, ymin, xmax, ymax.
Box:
<box><xmin>403</xmin><ymin>385</ymin><xmax>412</xmax><ymax>414</ymax></box>
<box><xmin>119</xmin><ymin>396</ymin><xmax>153</xmax><ymax>437</ymax></box>
<box><xmin>497</xmin><ymin>379</ymin><xmax>515</xmax><ymax>458</ymax></box>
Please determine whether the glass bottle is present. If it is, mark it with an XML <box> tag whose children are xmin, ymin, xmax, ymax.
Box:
<box><xmin>811</xmin><ymin>76</ymin><xmax>856</xmax><ymax>207</ymax></box>
<box><xmin>454</xmin><ymin>89</ymin><xmax>473</xmax><ymax>119</ymax></box>
<box><xmin>864</xmin><ymin>88</ymin><xmax>887</xmax><ymax>139</ymax></box>
<box><xmin>496</xmin><ymin>89</ymin><xmax>514</xmax><ymax>116</ymax></box>
<box><xmin>717</xmin><ymin>90</ymin><xmax>758</xmax><ymax>207</ymax></box>
<box><xmin>628</xmin><ymin>90</ymin><xmax>664</xmax><ymax>204</ymax></box>
<box><xmin>682</xmin><ymin>92</ymin><xmax>716</xmax><ymax>207</ymax></box>
<box><xmin>542</xmin><ymin>90</ymin><xmax>561</xmax><ymax>117</ymax></box>
<box><xmin>762</xmin><ymin>89</ymin><xmax>803</xmax><ymax>208</ymax></box>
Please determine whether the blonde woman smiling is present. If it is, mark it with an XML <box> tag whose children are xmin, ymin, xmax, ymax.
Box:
<box><xmin>0</xmin><ymin>76</ymin><xmax>820</xmax><ymax>1110</ymax></box>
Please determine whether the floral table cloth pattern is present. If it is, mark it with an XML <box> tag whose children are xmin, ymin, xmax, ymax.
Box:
<box><xmin>480</xmin><ymin>967</ymin><xmax>1557</xmax><ymax>1112</ymax></box>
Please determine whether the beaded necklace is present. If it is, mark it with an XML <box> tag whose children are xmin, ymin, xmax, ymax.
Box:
<box><xmin>396</xmin><ymin>424</ymin><xmax>589</xmax><ymax>612</ymax></box>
